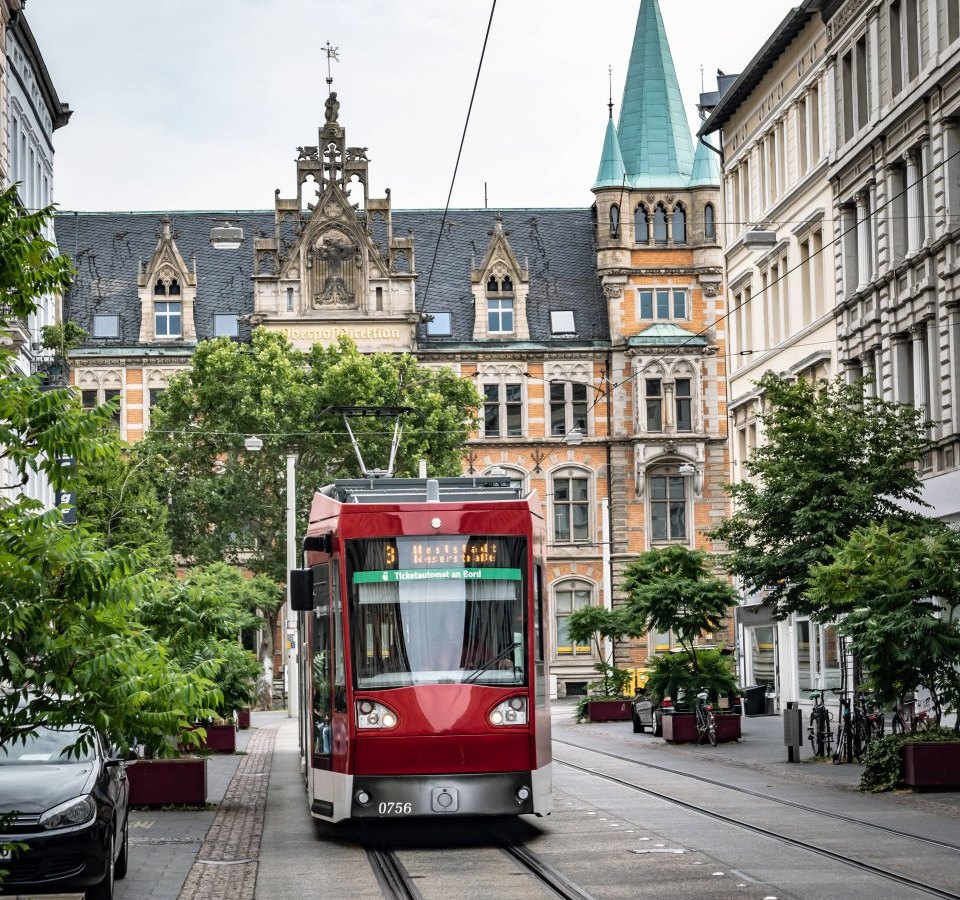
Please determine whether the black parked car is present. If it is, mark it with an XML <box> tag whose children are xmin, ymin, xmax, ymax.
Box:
<box><xmin>0</xmin><ymin>726</ymin><xmax>129</xmax><ymax>899</ymax></box>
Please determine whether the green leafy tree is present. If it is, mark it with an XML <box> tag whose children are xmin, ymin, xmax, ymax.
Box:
<box><xmin>808</xmin><ymin>522</ymin><xmax>960</xmax><ymax>728</ymax></box>
<box><xmin>712</xmin><ymin>373</ymin><xmax>929</xmax><ymax>619</ymax></box>
<box><xmin>0</xmin><ymin>187</ymin><xmax>220</xmax><ymax>762</ymax></box>
<box><xmin>621</xmin><ymin>545</ymin><xmax>738</xmax><ymax>666</ymax></box>
<box><xmin>72</xmin><ymin>433</ymin><xmax>172</xmax><ymax>565</ymax></box>
<box><xmin>644</xmin><ymin>648</ymin><xmax>739</xmax><ymax>707</ymax></box>
<box><xmin>145</xmin><ymin>330</ymin><xmax>480</xmax><ymax>581</ymax></box>
<box><xmin>566</xmin><ymin>605</ymin><xmax>632</xmax><ymax>701</ymax></box>
<box><xmin>140</xmin><ymin>563</ymin><xmax>276</xmax><ymax>721</ymax></box>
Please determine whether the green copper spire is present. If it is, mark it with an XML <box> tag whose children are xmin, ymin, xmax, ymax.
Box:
<box><xmin>688</xmin><ymin>131</ymin><xmax>720</xmax><ymax>186</ymax></box>
<box><xmin>593</xmin><ymin>113</ymin><xmax>627</xmax><ymax>190</ymax></box>
<box><xmin>617</xmin><ymin>0</ymin><xmax>695</xmax><ymax>188</ymax></box>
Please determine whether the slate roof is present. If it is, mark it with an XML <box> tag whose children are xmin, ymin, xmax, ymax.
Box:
<box><xmin>54</xmin><ymin>207</ymin><xmax>608</xmax><ymax>350</ymax></box>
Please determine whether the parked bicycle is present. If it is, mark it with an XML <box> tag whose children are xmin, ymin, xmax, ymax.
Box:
<box><xmin>694</xmin><ymin>691</ymin><xmax>717</xmax><ymax>747</ymax></box>
<box><xmin>832</xmin><ymin>691</ymin><xmax>872</xmax><ymax>763</ymax></box>
<box><xmin>855</xmin><ymin>690</ymin><xmax>885</xmax><ymax>741</ymax></box>
<box><xmin>891</xmin><ymin>695</ymin><xmax>931</xmax><ymax>734</ymax></box>
<box><xmin>807</xmin><ymin>691</ymin><xmax>833</xmax><ymax>758</ymax></box>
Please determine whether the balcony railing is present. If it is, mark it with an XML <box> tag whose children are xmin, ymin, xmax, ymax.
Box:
<box><xmin>31</xmin><ymin>356</ymin><xmax>70</xmax><ymax>388</ymax></box>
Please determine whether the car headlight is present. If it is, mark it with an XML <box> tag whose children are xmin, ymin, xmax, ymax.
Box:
<box><xmin>39</xmin><ymin>795</ymin><xmax>97</xmax><ymax>830</ymax></box>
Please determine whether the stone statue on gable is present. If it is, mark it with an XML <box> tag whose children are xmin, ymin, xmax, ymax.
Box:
<box><xmin>325</xmin><ymin>92</ymin><xmax>340</xmax><ymax>125</ymax></box>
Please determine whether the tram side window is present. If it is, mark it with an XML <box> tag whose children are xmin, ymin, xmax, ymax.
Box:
<box><xmin>311</xmin><ymin>564</ymin><xmax>332</xmax><ymax>763</ymax></box>
<box><xmin>534</xmin><ymin>562</ymin><xmax>545</xmax><ymax>706</ymax></box>
<box><xmin>332</xmin><ymin>563</ymin><xmax>347</xmax><ymax>713</ymax></box>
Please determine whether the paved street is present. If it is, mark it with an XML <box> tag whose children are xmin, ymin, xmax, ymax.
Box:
<box><xmin>103</xmin><ymin>705</ymin><xmax>960</xmax><ymax>899</ymax></box>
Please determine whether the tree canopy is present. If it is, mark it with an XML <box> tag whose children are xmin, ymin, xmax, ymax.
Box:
<box><xmin>712</xmin><ymin>372</ymin><xmax>930</xmax><ymax>619</ymax></box>
<box><xmin>144</xmin><ymin>330</ymin><xmax>480</xmax><ymax>581</ymax></box>
<box><xmin>807</xmin><ymin>521</ymin><xmax>960</xmax><ymax>726</ymax></box>
<box><xmin>0</xmin><ymin>188</ymin><xmax>219</xmax><ymax>754</ymax></box>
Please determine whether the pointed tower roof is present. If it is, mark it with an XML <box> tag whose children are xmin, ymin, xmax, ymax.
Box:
<box><xmin>617</xmin><ymin>0</ymin><xmax>695</xmax><ymax>188</ymax></box>
<box><xmin>688</xmin><ymin>130</ymin><xmax>720</xmax><ymax>187</ymax></box>
<box><xmin>593</xmin><ymin>114</ymin><xmax>627</xmax><ymax>190</ymax></box>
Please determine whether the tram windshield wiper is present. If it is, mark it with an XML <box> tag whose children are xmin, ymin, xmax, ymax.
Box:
<box><xmin>463</xmin><ymin>641</ymin><xmax>520</xmax><ymax>684</ymax></box>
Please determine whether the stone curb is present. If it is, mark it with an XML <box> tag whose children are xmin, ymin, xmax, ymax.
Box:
<box><xmin>177</xmin><ymin>724</ymin><xmax>280</xmax><ymax>900</ymax></box>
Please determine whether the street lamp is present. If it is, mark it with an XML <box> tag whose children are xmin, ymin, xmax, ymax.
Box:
<box><xmin>242</xmin><ymin>434</ymin><xmax>298</xmax><ymax>720</ymax></box>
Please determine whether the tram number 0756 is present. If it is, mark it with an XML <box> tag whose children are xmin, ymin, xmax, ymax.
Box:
<box><xmin>378</xmin><ymin>801</ymin><xmax>413</xmax><ymax>816</ymax></box>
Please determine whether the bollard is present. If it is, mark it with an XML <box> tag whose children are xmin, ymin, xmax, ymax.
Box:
<box><xmin>783</xmin><ymin>700</ymin><xmax>803</xmax><ymax>762</ymax></box>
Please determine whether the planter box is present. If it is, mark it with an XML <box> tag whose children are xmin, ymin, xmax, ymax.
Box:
<box><xmin>237</xmin><ymin>708</ymin><xmax>251</xmax><ymax>730</ymax></box>
<box><xmin>180</xmin><ymin>723</ymin><xmax>237</xmax><ymax>754</ymax></box>
<box><xmin>587</xmin><ymin>699</ymin><xmax>632</xmax><ymax>722</ymax></box>
<box><xmin>127</xmin><ymin>757</ymin><xmax>207</xmax><ymax>806</ymax></box>
<box><xmin>901</xmin><ymin>742</ymin><xmax>960</xmax><ymax>791</ymax></box>
<box><xmin>662</xmin><ymin>711</ymin><xmax>742</xmax><ymax>744</ymax></box>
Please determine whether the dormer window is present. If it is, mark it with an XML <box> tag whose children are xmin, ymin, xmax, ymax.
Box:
<box><xmin>154</xmin><ymin>280</ymin><xmax>166</xmax><ymax>296</ymax></box>
<box><xmin>487</xmin><ymin>275</ymin><xmax>499</xmax><ymax>293</ymax></box>
<box><xmin>501</xmin><ymin>275</ymin><xmax>513</xmax><ymax>294</ymax></box>
<box><xmin>155</xmin><ymin>301</ymin><xmax>182</xmax><ymax>338</ymax></box>
<box><xmin>488</xmin><ymin>297</ymin><xmax>514</xmax><ymax>333</ymax></box>
<box><xmin>169</xmin><ymin>279</ymin><xmax>181</xmax><ymax>296</ymax></box>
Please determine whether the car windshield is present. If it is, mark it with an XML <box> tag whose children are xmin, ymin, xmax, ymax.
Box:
<box><xmin>0</xmin><ymin>726</ymin><xmax>95</xmax><ymax>765</ymax></box>
<box><xmin>347</xmin><ymin>535</ymin><xmax>527</xmax><ymax>688</ymax></box>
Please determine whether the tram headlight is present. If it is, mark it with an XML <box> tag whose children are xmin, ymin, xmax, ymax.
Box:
<box><xmin>355</xmin><ymin>699</ymin><xmax>399</xmax><ymax>730</ymax></box>
<box><xmin>488</xmin><ymin>696</ymin><xmax>527</xmax><ymax>726</ymax></box>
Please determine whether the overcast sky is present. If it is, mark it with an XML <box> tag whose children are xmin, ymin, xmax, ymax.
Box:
<box><xmin>26</xmin><ymin>1</ymin><xmax>797</xmax><ymax>213</ymax></box>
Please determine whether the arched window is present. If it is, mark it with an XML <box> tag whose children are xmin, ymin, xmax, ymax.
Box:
<box><xmin>487</xmin><ymin>275</ymin><xmax>499</xmax><ymax>293</ymax></box>
<box><xmin>551</xmin><ymin>468</ymin><xmax>590</xmax><ymax>543</ymax></box>
<box><xmin>672</xmin><ymin>204</ymin><xmax>687</xmax><ymax>244</ymax></box>
<box><xmin>635</xmin><ymin>204</ymin><xmax>649</xmax><ymax>243</ymax></box>
<box><xmin>554</xmin><ymin>580</ymin><xmax>594</xmax><ymax>657</ymax></box>
<box><xmin>501</xmin><ymin>275</ymin><xmax>513</xmax><ymax>294</ymax></box>
<box><xmin>168</xmin><ymin>279</ymin><xmax>181</xmax><ymax>296</ymax></box>
<box><xmin>154</xmin><ymin>280</ymin><xmax>166</xmax><ymax>296</ymax></box>
<box><xmin>704</xmin><ymin>203</ymin><xmax>716</xmax><ymax>240</ymax></box>
<box><xmin>609</xmin><ymin>203</ymin><xmax>620</xmax><ymax>238</ymax></box>
<box><xmin>653</xmin><ymin>204</ymin><xmax>668</xmax><ymax>243</ymax></box>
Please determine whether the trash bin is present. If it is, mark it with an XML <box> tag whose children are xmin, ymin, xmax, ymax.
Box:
<box><xmin>742</xmin><ymin>685</ymin><xmax>768</xmax><ymax>716</ymax></box>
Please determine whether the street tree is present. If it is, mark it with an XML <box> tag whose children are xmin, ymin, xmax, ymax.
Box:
<box><xmin>72</xmin><ymin>432</ymin><xmax>173</xmax><ymax>565</ymax></box>
<box><xmin>0</xmin><ymin>186</ymin><xmax>219</xmax><ymax>753</ymax></box>
<box><xmin>145</xmin><ymin>330</ymin><xmax>480</xmax><ymax>582</ymax></box>
<box><xmin>711</xmin><ymin>372</ymin><xmax>929</xmax><ymax>619</ymax></box>
<box><xmin>807</xmin><ymin>521</ymin><xmax>960</xmax><ymax>728</ymax></box>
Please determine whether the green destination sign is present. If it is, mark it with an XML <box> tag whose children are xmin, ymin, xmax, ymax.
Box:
<box><xmin>353</xmin><ymin>568</ymin><xmax>522</xmax><ymax>584</ymax></box>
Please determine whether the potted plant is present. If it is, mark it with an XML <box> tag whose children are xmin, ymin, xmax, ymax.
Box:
<box><xmin>621</xmin><ymin>545</ymin><xmax>741</xmax><ymax>743</ymax></box>
<box><xmin>566</xmin><ymin>605</ymin><xmax>634</xmax><ymax>722</ymax></box>
<box><xmin>36</xmin><ymin>321</ymin><xmax>87</xmax><ymax>387</ymax></box>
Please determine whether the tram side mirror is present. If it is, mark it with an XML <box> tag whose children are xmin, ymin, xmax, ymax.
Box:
<box><xmin>290</xmin><ymin>568</ymin><xmax>315</xmax><ymax>612</ymax></box>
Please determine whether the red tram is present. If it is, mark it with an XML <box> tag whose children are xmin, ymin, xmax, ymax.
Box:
<box><xmin>289</xmin><ymin>475</ymin><xmax>552</xmax><ymax>822</ymax></box>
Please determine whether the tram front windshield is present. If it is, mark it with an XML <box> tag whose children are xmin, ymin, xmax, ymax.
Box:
<box><xmin>346</xmin><ymin>535</ymin><xmax>527</xmax><ymax>688</ymax></box>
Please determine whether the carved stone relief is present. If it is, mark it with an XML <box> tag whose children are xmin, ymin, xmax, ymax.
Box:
<box><xmin>310</xmin><ymin>230</ymin><xmax>363</xmax><ymax>308</ymax></box>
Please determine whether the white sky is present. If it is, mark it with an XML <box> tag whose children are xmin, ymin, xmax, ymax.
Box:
<box><xmin>26</xmin><ymin>0</ymin><xmax>797</xmax><ymax>212</ymax></box>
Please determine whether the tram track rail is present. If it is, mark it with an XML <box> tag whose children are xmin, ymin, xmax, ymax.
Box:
<box><xmin>496</xmin><ymin>838</ymin><xmax>598</xmax><ymax>900</ymax></box>
<box><xmin>556</xmin><ymin>754</ymin><xmax>960</xmax><ymax>900</ymax></box>
<box><xmin>554</xmin><ymin>737</ymin><xmax>960</xmax><ymax>854</ymax></box>
<box><xmin>366</xmin><ymin>845</ymin><xmax>423</xmax><ymax>900</ymax></box>
<box><xmin>365</xmin><ymin>833</ymin><xmax>597</xmax><ymax>900</ymax></box>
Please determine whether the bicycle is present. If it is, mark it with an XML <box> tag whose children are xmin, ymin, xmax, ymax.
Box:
<box><xmin>694</xmin><ymin>691</ymin><xmax>717</xmax><ymax>747</ymax></box>
<box><xmin>891</xmin><ymin>695</ymin><xmax>931</xmax><ymax>734</ymax></box>
<box><xmin>855</xmin><ymin>690</ymin><xmax>884</xmax><ymax>742</ymax></box>
<box><xmin>832</xmin><ymin>692</ymin><xmax>866</xmax><ymax>763</ymax></box>
<box><xmin>807</xmin><ymin>691</ymin><xmax>833</xmax><ymax>758</ymax></box>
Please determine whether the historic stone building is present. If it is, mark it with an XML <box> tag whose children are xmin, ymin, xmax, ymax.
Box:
<box><xmin>2</xmin><ymin>5</ymin><xmax>71</xmax><ymax>509</ymax></box>
<box><xmin>701</xmin><ymin>0</ymin><xmax>960</xmax><ymax>709</ymax></box>
<box><xmin>57</xmin><ymin>0</ymin><xmax>728</xmax><ymax>696</ymax></box>
<box><xmin>701</xmin><ymin>1</ymin><xmax>839</xmax><ymax>708</ymax></box>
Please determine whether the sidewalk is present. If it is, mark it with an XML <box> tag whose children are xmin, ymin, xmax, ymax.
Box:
<box><xmin>118</xmin><ymin>710</ymin><xmax>286</xmax><ymax>900</ymax></box>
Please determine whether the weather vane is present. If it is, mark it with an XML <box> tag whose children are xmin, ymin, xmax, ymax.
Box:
<box><xmin>608</xmin><ymin>65</ymin><xmax>614</xmax><ymax>118</ymax></box>
<box><xmin>323</xmin><ymin>42</ymin><xmax>340</xmax><ymax>91</ymax></box>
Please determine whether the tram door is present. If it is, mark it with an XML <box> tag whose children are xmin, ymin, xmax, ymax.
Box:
<box><xmin>310</xmin><ymin>562</ymin><xmax>334</xmax><ymax>811</ymax></box>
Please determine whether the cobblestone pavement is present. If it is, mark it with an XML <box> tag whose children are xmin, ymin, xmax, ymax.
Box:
<box><xmin>176</xmin><ymin>723</ymin><xmax>279</xmax><ymax>900</ymax></box>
